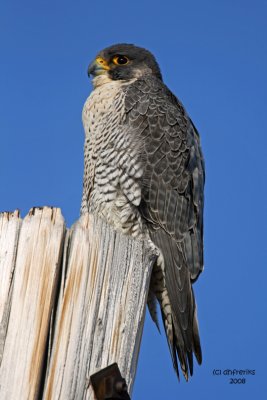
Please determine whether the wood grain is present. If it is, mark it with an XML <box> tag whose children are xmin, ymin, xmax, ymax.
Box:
<box><xmin>0</xmin><ymin>210</ymin><xmax>21</xmax><ymax>364</ymax></box>
<box><xmin>0</xmin><ymin>209</ymin><xmax>155</xmax><ymax>399</ymax></box>
<box><xmin>44</xmin><ymin>213</ymin><xmax>155</xmax><ymax>399</ymax></box>
<box><xmin>0</xmin><ymin>207</ymin><xmax>65</xmax><ymax>400</ymax></box>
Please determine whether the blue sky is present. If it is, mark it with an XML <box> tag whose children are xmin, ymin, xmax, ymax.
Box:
<box><xmin>1</xmin><ymin>1</ymin><xmax>267</xmax><ymax>399</ymax></box>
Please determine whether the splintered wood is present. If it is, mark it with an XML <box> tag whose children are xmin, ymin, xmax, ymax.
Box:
<box><xmin>0</xmin><ymin>210</ymin><xmax>21</xmax><ymax>363</ymax></box>
<box><xmin>0</xmin><ymin>208</ymin><xmax>154</xmax><ymax>399</ymax></box>
<box><xmin>0</xmin><ymin>208</ymin><xmax>65</xmax><ymax>399</ymax></box>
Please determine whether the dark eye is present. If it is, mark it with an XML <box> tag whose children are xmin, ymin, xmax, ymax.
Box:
<box><xmin>113</xmin><ymin>55</ymin><xmax>129</xmax><ymax>65</ymax></box>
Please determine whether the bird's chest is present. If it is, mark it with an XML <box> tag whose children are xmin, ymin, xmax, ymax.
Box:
<box><xmin>83</xmin><ymin>82</ymin><xmax>126</xmax><ymax>147</ymax></box>
<box><xmin>81</xmin><ymin>82</ymin><xmax>144</xmax><ymax>235</ymax></box>
<box><xmin>82</xmin><ymin>83</ymin><xmax>127</xmax><ymax>208</ymax></box>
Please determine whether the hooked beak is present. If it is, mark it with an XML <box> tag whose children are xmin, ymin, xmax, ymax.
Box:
<box><xmin>88</xmin><ymin>57</ymin><xmax>110</xmax><ymax>77</ymax></box>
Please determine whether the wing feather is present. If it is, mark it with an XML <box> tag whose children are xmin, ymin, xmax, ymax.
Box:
<box><xmin>124</xmin><ymin>76</ymin><xmax>204</xmax><ymax>378</ymax></box>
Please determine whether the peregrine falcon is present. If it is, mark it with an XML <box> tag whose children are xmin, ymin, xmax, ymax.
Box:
<box><xmin>81</xmin><ymin>44</ymin><xmax>205</xmax><ymax>380</ymax></box>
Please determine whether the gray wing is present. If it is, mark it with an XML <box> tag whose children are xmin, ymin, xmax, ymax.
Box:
<box><xmin>124</xmin><ymin>76</ymin><xmax>205</xmax><ymax>378</ymax></box>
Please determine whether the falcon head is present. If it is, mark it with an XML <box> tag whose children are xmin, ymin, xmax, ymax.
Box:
<box><xmin>88</xmin><ymin>43</ymin><xmax>162</xmax><ymax>86</ymax></box>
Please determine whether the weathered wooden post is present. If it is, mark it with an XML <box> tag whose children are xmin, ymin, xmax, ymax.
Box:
<box><xmin>0</xmin><ymin>207</ymin><xmax>156</xmax><ymax>399</ymax></box>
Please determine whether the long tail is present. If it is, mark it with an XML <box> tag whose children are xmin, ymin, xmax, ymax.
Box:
<box><xmin>148</xmin><ymin>230</ymin><xmax>202</xmax><ymax>380</ymax></box>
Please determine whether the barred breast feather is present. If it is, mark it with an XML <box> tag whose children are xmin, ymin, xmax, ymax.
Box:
<box><xmin>81</xmin><ymin>79</ymin><xmax>145</xmax><ymax>236</ymax></box>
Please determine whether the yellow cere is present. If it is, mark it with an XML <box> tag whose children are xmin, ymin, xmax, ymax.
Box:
<box><xmin>96</xmin><ymin>57</ymin><xmax>110</xmax><ymax>70</ymax></box>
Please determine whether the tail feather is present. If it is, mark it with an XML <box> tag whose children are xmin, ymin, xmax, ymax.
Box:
<box><xmin>149</xmin><ymin>229</ymin><xmax>202</xmax><ymax>380</ymax></box>
<box><xmin>147</xmin><ymin>287</ymin><xmax>161</xmax><ymax>332</ymax></box>
<box><xmin>192</xmin><ymin>305</ymin><xmax>202</xmax><ymax>365</ymax></box>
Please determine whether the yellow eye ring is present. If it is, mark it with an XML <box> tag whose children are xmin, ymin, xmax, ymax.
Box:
<box><xmin>112</xmin><ymin>55</ymin><xmax>129</xmax><ymax>65</ymax></box>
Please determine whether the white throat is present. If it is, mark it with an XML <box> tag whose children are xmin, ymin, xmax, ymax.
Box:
<box><xmin>92</xmin><ymin>75</ymin><xmax>114</xmax><ymax>88</ymax></box>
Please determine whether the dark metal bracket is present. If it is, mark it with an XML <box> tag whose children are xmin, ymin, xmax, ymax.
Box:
<box><xmin>90</xmin><ymin>363</ymin><xmax>131</xmax><ymax>400</ymax></box>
